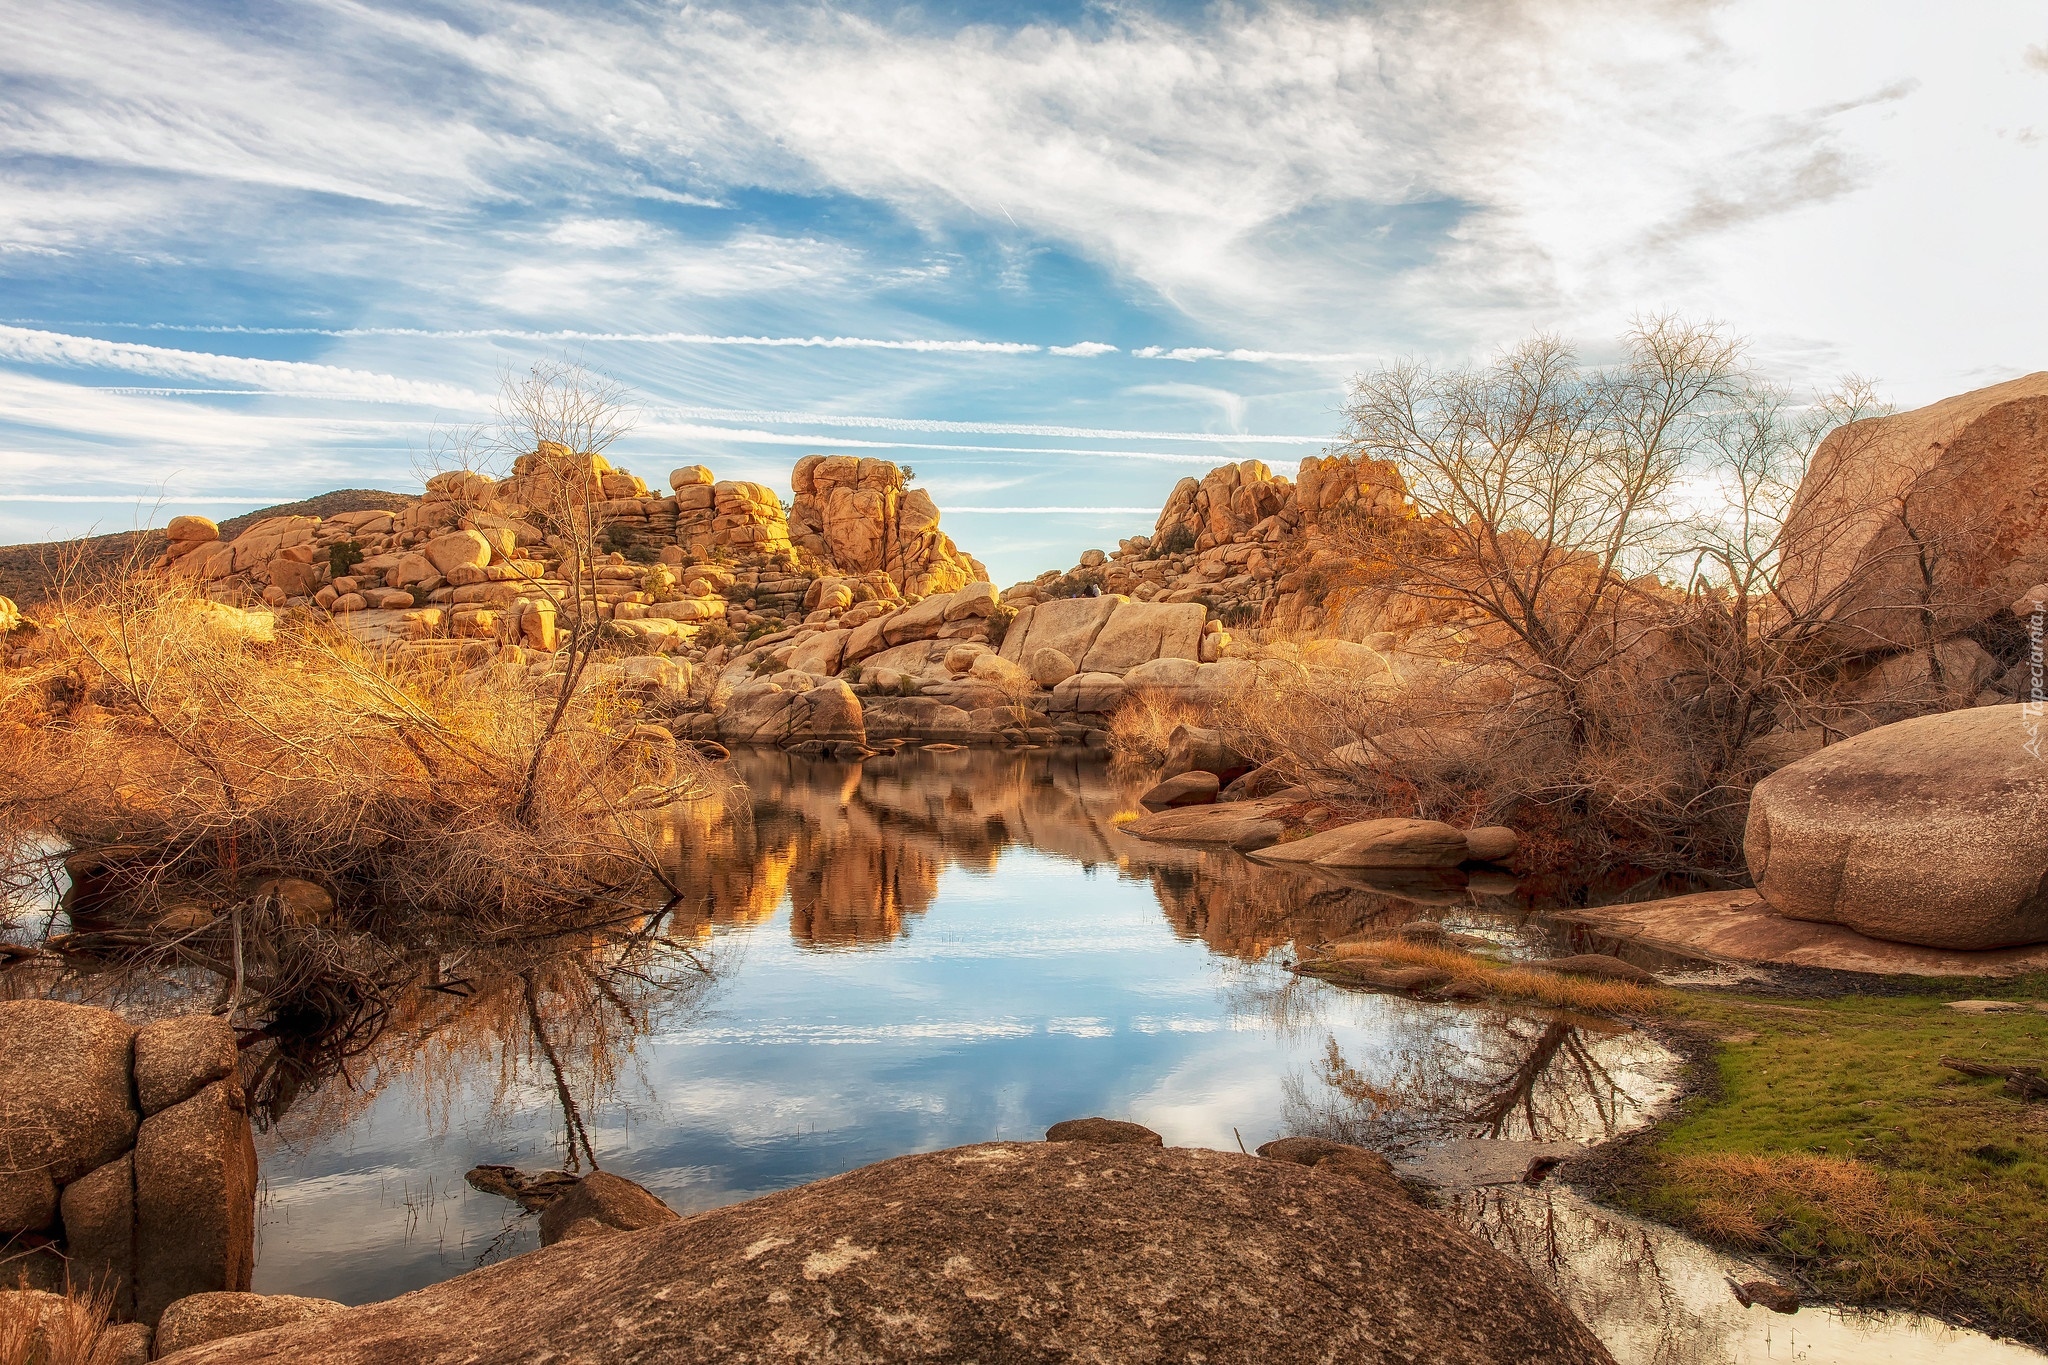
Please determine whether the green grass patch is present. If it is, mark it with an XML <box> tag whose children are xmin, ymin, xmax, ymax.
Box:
<box><xmin>1619</xmin><ymin>978</ymin><xmax>2048</xmax><ymax>1340</ymax></box>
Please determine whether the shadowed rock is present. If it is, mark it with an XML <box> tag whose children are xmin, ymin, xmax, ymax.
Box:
<box><xmin>1044</xmin><ymin>1117</ymin><xmax>1163</xmax><ymax>1146</ymax></box>
<box><xmin>537</xmin><ymin>1171</ymin><xmax>681</xmax><ymax>1247</ymax></box>
<box><xmin>158</xmin><ymin>1142</ymin><xmax>1615</xmax><ymax>1364</ymax></box>
<box><xmin>155</xmin><ymin>1292</ymin><xmax>345</xmax><ymax>1357</ymax></box>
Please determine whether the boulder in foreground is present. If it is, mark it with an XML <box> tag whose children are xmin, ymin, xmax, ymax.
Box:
<box><xmin>163</xmin><ymin>1142</ymin><xmax>1615</xmax><ymax>1364</ymax></box>
<box><xmin>1747</xmin><ymin>705</ymin><xmax>2048</xmax><ymax>948</ymax></box>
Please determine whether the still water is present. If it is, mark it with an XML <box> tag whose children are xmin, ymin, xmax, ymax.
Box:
<box><xmin>11</xmin><ymin>748</ymin><xmax>2037</xmax><ymax>1362</ymax></box>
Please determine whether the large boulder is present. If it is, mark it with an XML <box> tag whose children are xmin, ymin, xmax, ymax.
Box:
<box><xmin>61</xmin><ymin>1154</ymin><xmax>136</xmax><ymax>1316</ymax></box>
<box><xmin>1137</xmin><ymin>771</ymin><xmax>1220</xmax><ymax>811</ymax></box>
<box><xmin>134</xmin><ymin>1080</ymin><xmax>258</xmax><ymax>1323</ymax></box>
<box><xmin>160</xmin><ymin>1142</ymin><xmax>1614</xmax><ymax>1364</ymax></box>
<box><xmin>1746</xmin><ymin>705</ymin><xmax>2048</xmax><ymax>948</ymax></box>
<box><xmin>996</xmin><ymin>596</ymin><xmax>1120</xmax><ymax>668</ymax></box>
<box><xmin>1159</xmin><ymin>724</ymin><xmax>1254</xmax><ymax>785</ymax></box>
<box><xmin>0</xmin><ymin>1001</ymin><xmax>138</xmax><ymax>1186</ymax></box>
<box><xmin>133</xmin><ymin>1016</ymin><xmax>239</xmax><ymax>1118</ymax></box>
<box><xmin>1077</xmin><ymin>601</ymin><xmax>1206</xmax><ymax>674</ymax></box>
<box><xmin>1119</xmin><ymin>798</ymin><xmax>1294</xmax><ymax>852</ymax></box>
<box><xmin>1778</xmin><ymin>372</ymin><xmax>2048</xmax><ymax>651</ymax></box>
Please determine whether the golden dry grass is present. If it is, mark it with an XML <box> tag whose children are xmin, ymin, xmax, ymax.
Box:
<box><xmin>1308</xmin><ymin>937</ymin><xmax>1664</xmax><ymax>1014</ymax></box>
<box><xmin>0</xmin><ymin>572</ymin><xmax>719</xmax><ymax>925</ymax></box>
<box><xmin>0</xmin><ymin>1283</ymin><xmax>124</xmax><ymax>1365</ymax></box>
<box><xmin>1106</xmin><ymin>689</ymin><xmax>1205</xmax><ymax>767</ymax></box>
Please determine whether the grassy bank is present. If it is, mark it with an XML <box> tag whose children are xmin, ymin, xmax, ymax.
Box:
<box><xmin>1605</xmin><ymin>979</ymin><xmax>2048</xmax><ymax>1342</ymax></box>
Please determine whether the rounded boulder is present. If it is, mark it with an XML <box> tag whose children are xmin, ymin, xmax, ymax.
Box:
<box><xmin>1746</xmin><ymin>704</ymin><xmax>2048</xmax><ymax>948</ymax></box>
<box><xmin>0</xmin><ymin>1000</ymin><xmax>139</xmax><ymax>1185</ymax></box>
<box><xmin>156</xmin><ymin>1142</ymin><xmax>1615</xmax><ymax>1365</ymax></box>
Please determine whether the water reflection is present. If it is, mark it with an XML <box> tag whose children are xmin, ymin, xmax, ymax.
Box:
<box><xmin>8</xmin><ymin>749</ymin><xmax>2023</xmax><ymax>1363</ymax></box>
<box><xmin>1279</xmin><ymin>1010</ymin><xmax>1674</xmax><ymax>1148</ymax></box>
<box><xmin>1454</xmin><ymin>1185</ymin><xmax>2043</xmax><ymax>1365</ymax></box>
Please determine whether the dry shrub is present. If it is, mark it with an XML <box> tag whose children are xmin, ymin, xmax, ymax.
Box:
<box><xmin>0</xmin><ymin>572</ymin><xmax>720</xmax><ymax>925</ymax></box>
<box><xmin>0</xmin><ymin>1283</ymin><xmax>124</xmax><ymax>1365</ymax></box>
<box><xmin>1106</xmin><ymin>689</ymin><xmax>1204</xmax><ymax>767</ymax></box>
<box><xmin>1308</xmin><ymin>938</ymin><xmax>1664</xmax><ymax>1015</ymax></box>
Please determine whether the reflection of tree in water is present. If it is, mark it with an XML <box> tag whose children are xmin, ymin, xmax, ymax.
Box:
<box><xmin>242</xmin><ymin>915</ymin><xmax>720</xmax><ymax>1167</ymax></box>
<box><xmin>1453</xmin><ymin>1186</ymin><xmax>1750</xmax><ymax>1365</ymax></box>
<box><xmin>3</xmin><ymin>900</ymin><xmax>721</xmax><ymax>1172</ymax></box>
<box><xmin>1282</xmin><ymin>1009</ymin><xmax>1662</xmax><ymax>1147</ymax></box>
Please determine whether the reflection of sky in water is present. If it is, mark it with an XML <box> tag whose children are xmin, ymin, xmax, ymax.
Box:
<box><xmin>254</xmin><ymin>848</ymin><xmax>1509</xmax><ymax>1303</ymax></box>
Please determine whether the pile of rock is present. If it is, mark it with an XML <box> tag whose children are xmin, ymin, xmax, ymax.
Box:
<box><xmin>0</xmin><ymin>1002</ymin><xmax>256</xmax><ymax>1324</ymax></box>
<box><xmin>684</xmin><ymin>580</ymin><xmax>1271</xmax><ymax>752</ymax></box>
<box><xmin>1005</xmin><ymin>453</ymin><xmax>1420</xmax><ymax>641</ymax></box>
<box><xmin>787</xmin><ymin>454</ymin><xmax>986</xmax><ymax>601</ymax></box>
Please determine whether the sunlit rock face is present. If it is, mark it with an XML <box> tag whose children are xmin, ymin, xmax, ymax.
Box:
<box><xmin>1778</xmin><ymin>371</ymin><xmax>2048</xmax><ymax>653</ymax></box>
<box><xmin>1005</xmin><ymin>454</ymin><xmax>1433</xmax><ymax>644</ymax></box>
<box><xmin>787</xmin><ymin>455</ymin><xmax>988</xmax><ymax>601</ymax></box>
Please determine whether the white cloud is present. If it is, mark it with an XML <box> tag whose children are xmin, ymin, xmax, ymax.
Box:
<box><xmin>1048</xmin><ymin>341</ymin><xmax>1118</xmax><ymax>357</ymax></box>
<box><xmin>0</xmin><ymin>325</ymin><xmax>484</xmax><ymax>406</ymax></box>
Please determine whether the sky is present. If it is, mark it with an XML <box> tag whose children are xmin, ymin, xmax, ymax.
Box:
<box><xmin>2</xmin><ymin>0</ymin><xmax>2043</xmax><ymax>585</ymax></box>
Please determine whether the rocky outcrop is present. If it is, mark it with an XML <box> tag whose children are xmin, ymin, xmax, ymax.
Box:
<box><xmin>1746</xmin><ymin>705</ymin><xmax>2048</xmax><ymax>949</ymax></box>
<box><xmin>788</xmin><ymin>455</ymin><xmax>986</xmax><ymax>600</ymax></box>
<box><xmin>163</xmin><ymin>1141</ymin><xmax>1615</xmax><ymax>1364</ymax></box>
<box><xmin>1779</xmin><ymin>372</ymin><xmax>2048</xmax><ymax>652</ymax></box>
<box><xmin>1005</xmin><ymin>453</ymin><xmax>1425</xmax><ymax>643</ymax></box>
<box><xmin>0</xmin><ymin>1004</ymin><xmax>253</xmax><ymax>1322</ymax></box>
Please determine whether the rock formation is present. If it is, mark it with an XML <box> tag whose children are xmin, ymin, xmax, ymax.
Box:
<box><xmin>1746</xmin><ymin>704</ymin><xmax>2048</xmax><ymax>949</ymax></box>
<box><xmin>0</xmin><ymin>1003</ymin><xmax>255</xmax><ymax>1323</ymax></box>
<box><xmin>788</xmin><ymin>455</ymin><xmax>986</xmax><ymax>600</ymax></box>
<box><xmin>1006</xmin><ymin>453</ymin><xmax>1426</xmax><ymax>643</ymax></box>
<box><xmin>1778</xmin><ymin>371</ymin><xmax>2048</xmax><ymax>653</ymax></box>
<box><xmin>162</xmin><ymin>1140</ymin><xmax>1615</xmax><ymax>1364</ymax></box>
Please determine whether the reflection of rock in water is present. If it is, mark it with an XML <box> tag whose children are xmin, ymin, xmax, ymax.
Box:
<box><xmin>1447</xmin><ymin>1184</ymin><xmax>2036</xmax><ymax>1365</ymax></box>
<box><xmin>1282</xmin><ymin>1009</ymin><xmax>1678</xmax><ymax>1148</ymax></box>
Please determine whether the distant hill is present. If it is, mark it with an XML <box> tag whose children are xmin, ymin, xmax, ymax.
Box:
<box><xmin>0</xmin><ymin>488</ymin><xmax>417</xmax><ymax>607</ymax></box>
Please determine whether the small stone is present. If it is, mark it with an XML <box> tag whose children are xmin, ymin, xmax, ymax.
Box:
<box><xmin>537</xmin><ymin>1171</ymin><xmax>681</xmax><ymax>1247</ymax></box>
<box><xmin>1464</xmin><ymin>826</ymin><xmax>1520</xmax><ymax>862</ymax></box>
<box><xmin>1045</xmin><ymin>1118</ymin><xmax>1163</xmax><ymax>1147</ymax></box>
<box><xmin>254</xmin><ymin>876</ymin><xmax>334</xmax><ymax>927</ymax></box>
<box><xmin>1946</xmin><ymin>999</ymin><xmax>2028</xmax><ymax>1013</ymax></box>
<box><xmin>1732</xmin><ymin>1278</ymin><xmax>1800</xmax><ymax>1314</ymax></box>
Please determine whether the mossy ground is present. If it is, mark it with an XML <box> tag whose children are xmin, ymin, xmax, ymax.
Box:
<box><xmin>1613</xmin><ymin>977</ymin><xmax>2048</xmax><ymax>1342</ymax></box>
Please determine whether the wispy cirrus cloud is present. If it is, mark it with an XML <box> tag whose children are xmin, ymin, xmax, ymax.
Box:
<box><xmin>0</xmin><ymin>325</ymin><xmax>483</xmax><ymax>405</ymax></box>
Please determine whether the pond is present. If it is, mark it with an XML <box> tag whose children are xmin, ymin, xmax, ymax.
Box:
<box><xmin>4</xmin><ymin>749</ymin><xmax>2037</xmax><ymax>1363</ymax></box>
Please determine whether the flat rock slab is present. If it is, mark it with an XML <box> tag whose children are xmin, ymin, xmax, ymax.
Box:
<box><xmin>1395</xmin><ymin>1140</ymin><xmax>1585</xmax><ymax>1189</ymax></box>
<box><xmin>1119</xmin><ymin>797</ymin><xmax>1292</xmax><ymax>851</ymax></box>
<box><xmin>1557</xmin><ymin>890</ymin><xmax>2048</xmax><ymax>978</ymax></box>
<box><xmin>165</xmin><ymin>1142</ymin><xmax>1615</xmax><ymax>1365</ymax></box>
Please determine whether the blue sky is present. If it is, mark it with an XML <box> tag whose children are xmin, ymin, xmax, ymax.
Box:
<box><xmin>3</xmin><ymin>0</ymin><xmax>2044</xmax><ymax>584</ymax></box>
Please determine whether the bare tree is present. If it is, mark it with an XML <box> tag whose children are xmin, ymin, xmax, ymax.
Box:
<box><xmin>451</xmin><ymin>360</ymin><xmax>637</xmax><ymax>823</ymax></box>
<box><xmin>1334</xmin><ymin>317</ymin><xmax>1745</xmax><ymax>746</ymax></box>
